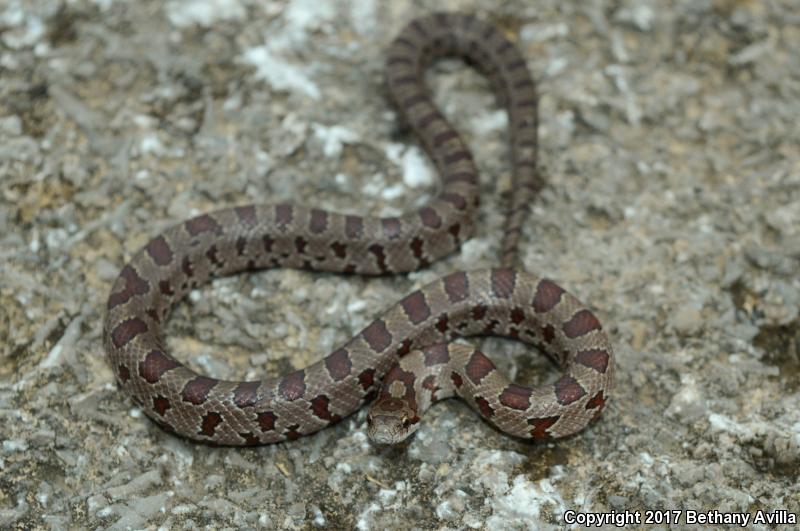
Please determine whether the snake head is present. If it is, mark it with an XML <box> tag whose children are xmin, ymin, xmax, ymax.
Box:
<box><xmin>366</xmin><ymin>396</ymin><xmax>421</xmax><ymax>445</ymax></box>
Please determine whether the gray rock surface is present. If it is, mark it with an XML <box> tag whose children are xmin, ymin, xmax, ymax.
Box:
<box><xmin>1</xmin><ymin>0</ymin><xmax>798</xmax><ymax>529</ymax></box>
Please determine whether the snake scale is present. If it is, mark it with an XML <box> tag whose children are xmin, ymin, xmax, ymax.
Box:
<box><xmin>103</xmin><ymin>12</ymin><xmax>614</xmax><ymax>445</ymax></box>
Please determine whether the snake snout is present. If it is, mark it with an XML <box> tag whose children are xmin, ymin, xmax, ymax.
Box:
<box><xmin>366</xmin><ymin>413</ymin><xmax>406</xmax><ymax>445</ymax></box>
<box><xmin>367</xmin><ymin>422</ymin><xmax>399</xmax><ymax>445</ymax></box>
<box><xmin>366</xmin><ymin>396</ymin><xmax>421</xmax><ymax>445</ymax></box>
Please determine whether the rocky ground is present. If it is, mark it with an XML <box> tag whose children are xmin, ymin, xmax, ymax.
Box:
<box><xmin>1</xmin><ymin>0</ymin><xmax>798</xmax><ymax>529</ymax></box>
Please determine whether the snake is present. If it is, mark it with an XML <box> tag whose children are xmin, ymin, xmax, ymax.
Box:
<box><xmin>103</xmin><ymin>12</ymin><xmax>614</xmax><ymax>446</ymax></box>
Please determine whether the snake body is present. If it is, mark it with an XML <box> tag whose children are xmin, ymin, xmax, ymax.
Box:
<box><xmin>103</xmin><ymin>13</ymin><xmax>613</xmax><ymax>445</ymax></box>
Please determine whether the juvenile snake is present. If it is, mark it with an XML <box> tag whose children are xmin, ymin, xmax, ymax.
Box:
<box><xmin>103</xmin><ymin>12</ymin><xmax>613</xmax><ymax>445</ymax></box>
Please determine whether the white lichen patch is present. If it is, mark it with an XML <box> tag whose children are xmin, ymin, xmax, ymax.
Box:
<box><xmin>166</xmin><ymin>0</ymin><xmax>246</xmax><ymax>28</ymax></box>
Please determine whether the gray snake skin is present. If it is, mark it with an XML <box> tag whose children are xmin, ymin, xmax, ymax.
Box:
<box><xmin>103</xmin><ymin>12</ymin><xmax>614</xmax><ymax>445</ymax></box>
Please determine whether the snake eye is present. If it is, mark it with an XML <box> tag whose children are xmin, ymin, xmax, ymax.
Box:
<box><xmin>402</xmin><ymin>417</ymin><xmax>410</xmax><ymax>428</ymax></box>
<box><xmin>366</xmin><ymin>416</ymin><xmax>373</xmax><ymax>425</ymax></box>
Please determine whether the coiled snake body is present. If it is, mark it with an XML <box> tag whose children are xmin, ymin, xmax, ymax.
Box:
<box><xmin>103</xmin><ymin>13</ymin><xmax>613</xmax><ymax>445</ymax></box>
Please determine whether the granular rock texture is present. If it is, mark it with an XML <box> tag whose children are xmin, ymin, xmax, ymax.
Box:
<box><xmin>1</xmin><ymin>0</ymin><xmax>798</xmax><ymax>529</ymax></box>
